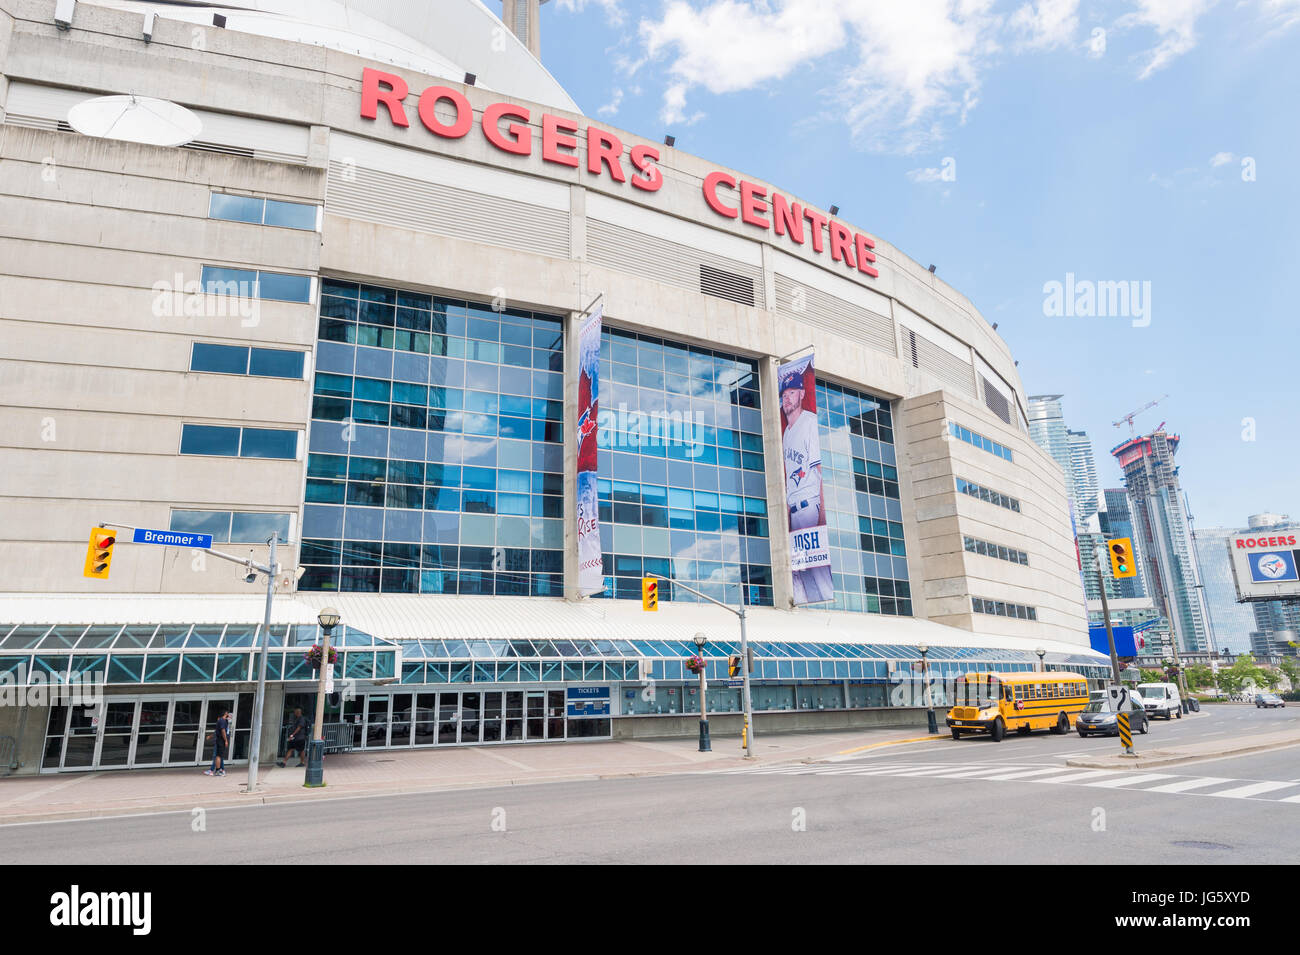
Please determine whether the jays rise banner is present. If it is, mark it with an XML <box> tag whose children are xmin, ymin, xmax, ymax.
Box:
<box><xmin>576</xmin><ymin>305</ymin><xmax>603</xmax><ymax>595</ymax></box>
<box><xmin>778</xmin><ymin>353</ymin><xmax>833</xmax><ymax>605</ymax></box>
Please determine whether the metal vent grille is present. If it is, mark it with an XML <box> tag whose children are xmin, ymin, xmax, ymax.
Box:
<box><xmin>327</xmin><ymin>160</ymin><xmax>570</xmax><ymax>259</ymax></box>
<box><xmin>903</xmin><ymin>327</ymin><xmax>976</xmax><ymax>398</ymax></box>
<box><xmin>4</xmin><ymin>118</ymin><xmax>293</xmax><ymax>163</ymax></box>
<box><xmin>700</xmin><ymin>263</ymin><xmax>754</xmax><ymax>306</ymax></box>
<box><xmin>981</xmin><ymin>375</ymin><xmax>1012</xmax><ymax>424</ymax></box>
<box><xmin>587</xmin><ymin>219</ymin><xmax>766</xmax><ymax>308</ymax></box>
<box><xmin>776</xmin><ymin>274</ymin><xmax>896</xmax><ymax>357</ymax></box>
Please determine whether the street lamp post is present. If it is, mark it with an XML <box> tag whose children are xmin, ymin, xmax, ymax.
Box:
<box><xmin>693</xmin><ymin>632</ymin><xmax>711</xmax><ymax>752</ymax></box>
<box><xmin>1035</xmin><ymin>647</ymin><xmax>1046</xmax><ymax>672</ymax></box>
<box><xmin>304</xmin><ymin>607</ymin><xmax>340</xmax><ymax>788</ymax></box>
<box><xmin>918</xmin><ymin>643</ymin><xmax>937</xmax><ymax>734</ymax></box>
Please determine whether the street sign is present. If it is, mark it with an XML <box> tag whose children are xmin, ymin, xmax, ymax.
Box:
<box><xmin>131</xmin><ymin>527</ymin><xmax>213</xmax><ymax>548</ymax></box>
<box><xmin>725</xmin><ymin>679</ymin><xmax>745</xmax><ymax>688</ymax></box>
<box><xmin>1106</xmin><ymin>685</ymin><xmax>1129</xmax><ymax>712</ymax></box>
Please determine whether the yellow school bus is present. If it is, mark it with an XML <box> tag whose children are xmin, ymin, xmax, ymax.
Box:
<box><xmin>946</xmin><ymin>671</ymin><xmax>1090</xmax><ymax>741</ymax></box>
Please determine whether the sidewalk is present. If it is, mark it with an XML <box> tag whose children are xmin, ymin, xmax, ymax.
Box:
<box><xmin>1065</xmin><ymin>728</ymin><xmax>1300</xmax><ymax>770</ymax></box>
<box><xmin>0</xmin><ymin>726</ymin><xmax>940</xmax><ymax>825</ymax></box>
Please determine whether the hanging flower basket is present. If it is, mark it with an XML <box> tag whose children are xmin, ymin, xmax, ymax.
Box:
<box><xmin>304</xmin><ymin>644</ymin><xmax>337</xmax><ymax>669</ymax></box>
<box><xmin>685</xmin><ymin>654</ymin><xmax>706</xmax><ymax>674</ymax></box>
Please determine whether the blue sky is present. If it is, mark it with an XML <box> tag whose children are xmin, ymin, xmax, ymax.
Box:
<box><xmin>536</xmin><ymin>0</ymin><xmax>1299</xmax><ymax>528</ymax></box>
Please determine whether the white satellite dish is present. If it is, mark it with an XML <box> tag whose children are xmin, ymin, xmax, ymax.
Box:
<box><xmin>67</xmin><ymin>94</ymin><xmax>202</xmax><ymax>147</ymax></box>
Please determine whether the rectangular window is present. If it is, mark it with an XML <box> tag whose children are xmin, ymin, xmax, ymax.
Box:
<box><xmin>948</xmin><ymin>421</ymin><xmax>1014</xmax><ymax>462</ymax></box>
<box><xmin>955</xmin><ymin>477</ymin><xmax>1021</xmax><ymax>514</ymax></box>
<box><xmin>962</xmin><ymin>536</ymin><xmax>1028</xmax><ymax>567</ymax></box>
<box><xmin>170</xmin><ymin>510</ymin><xmax>292</xmax><ymax>544</ymax></box>
<box><xmin>240</xmin><ymin>428</ymin><xmax>299</xmax><ymax>459</ymax></box>
<box><xmin>179</xmin><ymin>424</ymin><xmax>240</xmax><ymax>456</ymax></box>
<box><xmin>248</xmin><ymin>347</ymin><xmax>306</xmax><ymax>379</ymax></box>
<box><xmin>191</xmin><ymin>343</ymin><xmax>250</xmax><ymax>375</ymax></box>
<box><xmin>200</xmin><ymin>266</ymin><xmax>313</xmax><ymax>304</ymax></box>
<box><xmin>209</xmin><ymin>192</ymin><xmax>319</xmax><ymax>231</ymax></box>
<box><xmin>180</xmin><ymin>425</ymin><xmax>298</xmax><ymax>459</ymax></box>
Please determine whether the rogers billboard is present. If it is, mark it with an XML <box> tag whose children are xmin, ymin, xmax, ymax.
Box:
<box><xmin>359</xmin><ymin>68</ymin><xmax>879</xmax><ymax>278</ymax></box>
<box><xmin>1227</xmin><ymin>532</ymin><xmax>1300</xmax><ymax>602</ymax></box>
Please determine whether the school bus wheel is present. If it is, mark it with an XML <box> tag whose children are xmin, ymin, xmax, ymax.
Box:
<box><xmin>990</xmin><ymin>717</ymin><xmax>1005</xmax><ymax>742</ymax></box>
<box><xmin>950</xmin><ymin>727</ymin><xmax>963</xmax><ymax>740</ymax></box>
<box><xmin>1051</xmin><ymin>713</ymin><xmax>1069</xmax><ymax>735</ymax></box>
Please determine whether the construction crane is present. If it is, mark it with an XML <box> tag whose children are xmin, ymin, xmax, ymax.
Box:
<box><xmin>1113</xmin><ymin>395</ymin><xmax>1168</xmax><ymax>436</ymax></box>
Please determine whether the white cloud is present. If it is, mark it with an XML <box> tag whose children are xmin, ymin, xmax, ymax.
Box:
<box><xmin>555</xmin><ymin>0</ymin><xmax>626</xmax><ymax>28</ymax></box>
<box><xmin>597</xmin><ymin>88</ymin><xmax>624</xmax><ymax>116</ymax></box>
<box><xmin>1008</xmin><ymin>0</ymin><xmax>1080</xmax><ymax>50</ymax></box>
<box><xmin>1209</xmin><ymin>151</ymin><xmax>1234</xmax><ymax>166</ymax></box>
<box><xmin>907</xmin><ymin>166</ymin><xmax>946</xmax><ymax>182</ymax></box>
<box><xmin>639</xmin><ymin>0</ymin><xmax>1014</xmax><ymax>153</ymax></box>
<box><xmin>1118</xmin><ymin>0</ymin><xmax>1217</xmax><ymax>79</ymax></box>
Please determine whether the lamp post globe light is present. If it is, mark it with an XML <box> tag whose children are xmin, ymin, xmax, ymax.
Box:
<box><xmin>917</xmin><ymin>643</ymin><xmax>937</xmax><ymax>735</ymax></box>
<box><xmin>1035</xmin><ymin>646</ymin><xmax>1046</xmax><ymax>672</ymax></box>
<box><xmin>305</xmin><ymin>607</ymin><xmax>341</xmax><ymax>788</ymax></box>
<box><xmin>693</xmin><ymin>632</ymin><xmax>711</xmax><ymax>752</ymax></box>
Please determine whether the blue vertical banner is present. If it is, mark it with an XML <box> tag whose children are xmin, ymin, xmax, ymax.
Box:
<box><xmin>778</xmin><ymin>352</ymin><xmax>833</xmax><ymax>604</ymax></box>
<box><xmin>576</xmin><ymin>304</ymin><xmax>604</xmax><ymax>595</ymax></box>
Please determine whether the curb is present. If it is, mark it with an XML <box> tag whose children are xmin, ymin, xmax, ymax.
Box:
<box><xmin>1065</xmin><ymin>735</ymin><xmax>1300</xmax><ymax>770</ymax></box>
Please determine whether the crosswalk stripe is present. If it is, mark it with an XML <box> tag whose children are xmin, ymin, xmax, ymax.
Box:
<box><xmin>926</xmin><ymin>766</ymin><xmax>1035</xmax><ymax>778</ymax></box>
<box><xmin>843</xmin><ymin>764</ymin><xmax>950</xmax><ymax>776</ymax></box>
<box><xmin>1142</xmin><ymin>777</ymin><xmax>1234</xmax><ymax>793</ymax></box>
<box><xmin>1278</xmin><ymin>793</ymin><xmax>1300</xmax><ymax>803</ymax></box>
<box><xmin>1084</xmin><ymin>773</ymin><xmax>1175</xmax><ymax>788</ymax></box>
<box><xmin>979</xmin><ymin>767</ymin><xmax>1084</xmax><ymax>781</ymax></box>
<box><xmin>1037</xmin><ymin>770</ymin><xmax>1121</xmax><ymax>784</ymax></box>
<box><xmin>885</xmin><ymin>766</ymin><xmax>985</xmax><ymax>777</ymax></box>
<box><xmin>1206</xmin><ymin>781</ymin><xmax>1296</xmax><ymax>799</ymax></box>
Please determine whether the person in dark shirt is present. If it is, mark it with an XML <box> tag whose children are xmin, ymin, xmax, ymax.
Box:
<box><xmin>203</xmin><ymin>709</ymin><xmax>230</xmax><ymax>777</ymax></box>
<box><xmin>279</xmin><ymin>707</ymin><xmax>309</xmax><ymax>767</ymax></box>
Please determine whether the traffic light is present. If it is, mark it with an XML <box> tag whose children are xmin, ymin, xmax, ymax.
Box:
<box><xmin>1108</xmin><ymin>537</ymin><xmax>1136</xmax><ymax>578</ymax></box>
<box><xmin>641</xmin><ymin>576</ymin><xmax>658</xmax><ymax>612</ymax></box>
<box><xmin>83</xmin><ymin>526</ymin><xmax>117</xmax><ymax>579</ymax></box>
<box><xmin>728</xmin><ymin>654</ymin><xmax>741</xmax><ymax>677</ymax></box>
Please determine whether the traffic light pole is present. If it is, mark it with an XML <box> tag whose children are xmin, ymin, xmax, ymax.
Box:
<box><xmin>1096</xmin><ymin>556</ymin><xmax>1122</xmax><ymax>685</ymax></box>
<box><xmin>646</xmin><ymin>574</ymin><xmax>755</xmax><ymax>758</ymax></box>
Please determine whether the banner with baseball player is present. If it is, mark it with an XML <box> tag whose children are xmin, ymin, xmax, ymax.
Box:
<box><xmin>576</xmin><ymin>304</ymin><xmax>604</xmax><ymax>595</ymax></box>
<box><xmin>778</xmin><ymin>353</ymin><xmax>834</xmax><ymax>605</ymax></box>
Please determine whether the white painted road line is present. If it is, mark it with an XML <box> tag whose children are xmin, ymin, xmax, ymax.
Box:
<box><xmin>887</xmin><ymin>766</ymin><xmax>986</xmax><ymax>777</ymax></box>
<box><xmin>930</xmin><ymin>765</ymin><xmax>1035</xmax><ymax>778</ymax></box>
<box><xmin>1207</xmin><ymin>781</ymin><xmax>1297</xmax><ymax>799</ymax></box>
<box><xmin>1085</xmin><ymin>773</ymin><xmax>1176</xmax><ymax>789</ymax></box>
<box><xmin>980</xmin><ymin>767</ymin><xmax>1084</xmax><ymax>781</ymax></box>
<box><xmin>1142</xmin><ymin>777</ymin><xmax>1233</xmax><ymax>793</ymax></box>
<box><xmin>1037</xmin><ymin>770</ymin><xmax>1124</xmax><ymax>784</ymax></box>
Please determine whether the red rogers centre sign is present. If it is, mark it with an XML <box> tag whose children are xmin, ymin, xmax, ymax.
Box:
<box><xmin>359</xmin><ymin>68</ymin><xmax>878</xmax><ymax>279</ymax></box>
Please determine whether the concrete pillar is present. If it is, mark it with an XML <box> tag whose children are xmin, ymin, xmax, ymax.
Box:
<box><xmin>0</xmin><ymin>697</ymin><xmax>48</xmax><ymax>777</ymax></box>
<box><xmin>758</xmin><ymin>355</ymin><xmax>794</xmax><ymax>608</ymax></box>
<box><xmin>306</xmin><ymin>124</ymin><xmax>330</xmax><ymax>170</ymax></box>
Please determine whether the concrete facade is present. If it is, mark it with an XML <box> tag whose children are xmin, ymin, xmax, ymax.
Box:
<box><xmin>0</xmin><ymin>0</ymin><xmax>1087</xmax><ymax>646</ymax></box>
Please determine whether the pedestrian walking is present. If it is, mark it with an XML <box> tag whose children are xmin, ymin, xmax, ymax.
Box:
<box><xmin>203</xmin><ymin>709</ymin><xmax>231</xmax><ymax>776</ymax></box>
<box><xmin>278</xmin><ymin>707</ymin><xmax>309</xmax><ymax>767</ymax></box>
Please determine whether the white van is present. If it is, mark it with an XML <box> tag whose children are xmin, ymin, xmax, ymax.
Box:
<box><xmin>1137</xmin><ymin>682</ymin><xmax>1182</xmax><ymax>720</ymax></box>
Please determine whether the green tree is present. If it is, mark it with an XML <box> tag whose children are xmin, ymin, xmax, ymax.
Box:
<box><xmin>1217</xmin><ymin>654</ymin><xmax>1259</xmax><ymax>696</ymax></box>
<box><xmin>1184</xmin><ymin>664</ymin><xmax>1215</xmax><ymax>691</ymax></box>
<box><xmin>1278</xmin><ymin>657</ymin><xmax>1300</xmax><ymax>692</ymax></box>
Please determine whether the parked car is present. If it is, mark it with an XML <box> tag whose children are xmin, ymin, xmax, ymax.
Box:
<box><xmin>1137</xmin><ymin>682</ymin><xmax>1182</xmax><ymax>719</ymax></box>
<box><xmin>1256</xmin><ymin>693</ymin><xmax>1286</xmax><ymax>709</ymax></box>
<box><xmin>1076</xmin><ymin>695</ymin><xmax>1149</xmax><ymax>737</ymax></box>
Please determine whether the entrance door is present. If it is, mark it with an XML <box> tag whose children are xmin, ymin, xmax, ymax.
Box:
<box><xmin>201</xmin><ymin>698</ymin><xmax>236</xmax><ymax>766</ymax></box>
<box><xmin>414</xmin><ymin>693</ymin><xmax>437</xmax><ymax>746</ymax></box>
<box><xmin>547</xmin><ymin>690</ymin><xmax>566</xmax><ymax>740</ymax></box>
<box><xmin>168</xmin><ymin>699</ymin><xmax>203</xmax><ymax>765</ymax></box>
<box><xmin>525</xmin><ymin>692</ymin><xmax>545</xmax><ymax>740</ymax></box>
<box><xmin>504</xmin><ymin>691</ymin><xmax>524</xmax><ymax>741</ymax></box>
<box><xmin>98</xmin><ymin>701</ymin><xmax>137</xmax><ymax>768</ymax></box>
<box><xmin>438</xmin><ymin>692</ymin><xmax>459</xmax><ymax>744</ymax></box>
<box><xmin>482</xmin><ymin>692</ymin><xmax>503</xmax><ymax>742</ymax></box>
<box><xmin>364</xmin><ymin>695</ymin><xmax>390</xmax><ymax>749</ymax></box>
<box><xmin>134</xmin><ymin>701</ymin><xmax>169</xmax><ymax>766</ymax></box>
<box><xmin>390</xmin><ymin>693</ymin><xmax>413</xmax><ymax>747</ymax></box>
<box><xmin>460</xmin><ymin>693</ymin><xmax>481</xmax><ymax>744</ymax></box>
<box><xmin>62</xmin><ymin>708</ymin><xmax>97</xmax><ymax>769</ymax></box>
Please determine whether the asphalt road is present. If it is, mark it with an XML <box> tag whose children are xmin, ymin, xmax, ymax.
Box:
<box><xmin>1</xmin><ymin>704</ymin><xmax>1295</xmax><ymax>864</ymax></box>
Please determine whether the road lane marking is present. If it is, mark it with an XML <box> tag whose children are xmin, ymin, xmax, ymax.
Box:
<box><xmin>1143</xmin><ymin>777</ymin><xmax>1234</xmax><ymax>793</ymax></box>
<box><xmin>979</xmin><ymin>767</ymin><xmax>1084</xmax><ymax>781</ymax></box>
<box><xmin>1038</xmin><ymin>770</ymin><xmax>1121</xmax><ymax>784</ymax></box>
<box><xmin>1084</xmin><ymin>773</ymin><xmax>1175</xmax><ymax>788</ymax></box>
<box><xmin>885</xmin><ymin>765</ymin><xmax>986</xmax><ymax>777</ymax></box>
<box><xmin>1206</xmin><ymin>781</ymin><xmax>1295</xmax><ymax>799</ymax></box>
<box><xmin>928</xmin><ymin>765</ymin><xmax>1036</xmax><ymax>778</ymax></box>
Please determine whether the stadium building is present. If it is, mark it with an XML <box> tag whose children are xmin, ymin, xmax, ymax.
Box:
<box><xmin>0</xmin><ymin>0</ymin><xmax>1106</xmax><ymax>774</ymax></box>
